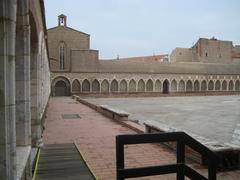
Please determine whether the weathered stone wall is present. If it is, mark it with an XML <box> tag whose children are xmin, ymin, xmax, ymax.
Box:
<box><xmin>170</xmin><ymin>48</ymin><xmax>193</xmax><ymax>62</ymax></box>
<box><xmin>71</xmin><ymin>49</ymin><xmax>99</xmax><ymax>72</ymax></box>
<box><xmin>194</xmin><ymin>38</ymin><xmax>232</xmax><ymax>62</ymax></box>
<box><xmin>0</xmin><ymin>0</ymin><xmax>50</xmax><ymax>179</ymax></box>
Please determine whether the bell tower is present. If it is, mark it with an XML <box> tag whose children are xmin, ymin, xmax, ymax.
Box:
<box><xmin>58</xmin><ymin>14</ymin><xmax>67</xmax><ymax>27</ymax></box>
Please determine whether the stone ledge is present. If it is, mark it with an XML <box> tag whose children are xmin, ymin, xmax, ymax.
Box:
<box><xmin>144</xmin><ymin>120</ymin><xmax>240</xmax><ymax>152</ymax></box>
<box><xmin>16</xmin><ymin>145</ymin><xmax>31</xmax><ymax>180</ymax></box>
<box><xmin>72</xmin><ymin>95</ymin><xmax>129</xmax><ymax>121</ymax></box>
<box><xmin>99</xmin><ymin>105</ymin><xmax>129</xmax><ymax>121</ymax></box>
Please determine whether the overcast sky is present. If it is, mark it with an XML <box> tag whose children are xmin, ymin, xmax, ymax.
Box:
<box><xmin>45</xmin><ymin>0</ymin><xmax>240</xmax><ymax>59</ymax></box>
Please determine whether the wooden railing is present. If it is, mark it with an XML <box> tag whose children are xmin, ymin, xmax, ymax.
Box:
<box><xmin>116</xmin><ymin>132</ymin><xmax>218</xmax><ymax>180</ymax></box>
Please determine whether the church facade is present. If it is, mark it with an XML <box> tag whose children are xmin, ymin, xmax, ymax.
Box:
<box><xmin>48</xmin><ymin>15</ymin><xmax>240</xmax><ymax>96</ymax></box>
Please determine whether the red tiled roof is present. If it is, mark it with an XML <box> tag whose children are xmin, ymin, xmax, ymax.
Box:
<box><xmin>103</xmin><ymin>54</ymin><xmax>168</xmax><ymax>62</ymax></box>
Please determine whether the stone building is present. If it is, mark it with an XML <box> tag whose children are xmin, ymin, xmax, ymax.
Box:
<box><xmin>170</xmin><ymin>37</ymin><xmax>240</xmax><ymax>63</ymax></box>
<box><xmin>48</xmin><ymin>15</ymin><xmax>240</xmax><ymax>96</ymax></box>
<box><xmin>0</xmin><ymin>0</ymin><xmax>50</xmax><ymax>179</ymax></box>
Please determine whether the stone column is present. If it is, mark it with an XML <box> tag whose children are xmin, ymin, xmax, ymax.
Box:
<box><xmin>15</xmin><ymin>0</ymin><xmax>31</xmax><ymax>146</ymax></box>
<box><xmin>0</xmin><ymin>0</ymin><xmax>17</xmax><ymax>179</ymax></box>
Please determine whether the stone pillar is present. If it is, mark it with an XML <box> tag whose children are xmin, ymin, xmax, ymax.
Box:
<box><xmin>31</xmin><ymin>46</ymin><xmax>40</xmax><ymax>146</ymax></box>
<box><xmin>15</xmin><ymin>0</ymin><xmax>31</xmax><ymax>146</ymax></box>
<box><xmin>0</xmin><ymin>0</ymin><xmax>17</xmax><ymax>179</ymax></box>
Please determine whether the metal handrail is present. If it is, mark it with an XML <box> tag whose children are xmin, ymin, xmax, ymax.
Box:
<box><xmin>116</xmin><ymin>132</ymin><xmax>218</xmax><ymax>180</ymax></box>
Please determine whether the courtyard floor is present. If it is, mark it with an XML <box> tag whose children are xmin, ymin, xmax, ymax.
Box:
<box><xmin>43</xmin><ymin>97</ymin><xmax>240</xmax><ymax>180</ymax></box>
<box><xmin>86</xmin><ymin>95</ymin><xmax>240</xmax><ymax>146</ymax></box>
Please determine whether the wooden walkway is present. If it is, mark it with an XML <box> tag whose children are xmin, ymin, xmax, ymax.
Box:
<box><xmin>35</xmin><ymin>143</ymin><xmax>95</xmax><ymax>180</ymax></box>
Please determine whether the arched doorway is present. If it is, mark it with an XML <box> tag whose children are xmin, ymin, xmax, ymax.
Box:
<box><xmin>55</xmin><ymin>80</ymin><xmax>68</xmax><ymax>96</ymax></box>
<box><xmin>52</xmin><ymin>77</ymin><xmax>71</xmax><ymax>96</ymax></box>
<box><xmin>163</xmin><ymin>80</ymin><xmax>169</xmax><ymax>94</ymax></box>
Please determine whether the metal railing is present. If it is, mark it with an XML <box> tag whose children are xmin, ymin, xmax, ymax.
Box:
<box><xmin>116</xmin><ymin>132</ymin><xmax>218</xmax><ymax>180</ymax></box>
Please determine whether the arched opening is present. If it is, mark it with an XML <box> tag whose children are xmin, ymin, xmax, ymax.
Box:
<box><xmin>82</xmin><ymin>79</ymin><xmax>90</xmax><ymax>92</ymax></box>
<box><xmin>146</xmin><ymin>79</ymin><xmax>153</xmax><ymax>92</ymax></box>
<box><xmin>186</xmin><ymin>80</ymin><xmax>193</xmax><ymax>92</ymax></box>
<box><xmin>163</xmin><ymin>79</ymin><xmax>169</xmax><ymax>94</ymax></box>
<box><xmin>215</xmin><ymin>80</ymin><xmax>221</xmax><ymax>91</ymax></box>
<box><xmin>52</xmin><ymin>77</ymin><xmax>71</xmax><ymax>96</ymax></box>
<box><xmin>171</xmin><ymin>79</ymin><xmax>177</xmax><ymax>92</ymax></box>
<box><xmin>201</xmin><ymin>80</ymin><xmax>207</xmax><ymax>91</ymax></box>
<box><xmin>92</xmin><ymin>79</ymin><xmax>100</xmax><ymax>92</ymax></box>
<box><xmin>229</xmin><ymin>80</ymin><xmax>234</xmax><ymax>91</ymax></box>
<box><xmin>138</xmin><ymin>79</ymin><xmax>145</xmax><ymax>92</ymax></box>
<box><xmin>194</xmin><ymin>80</ymin><xmax>200</xmax><ymax>91</ymax></box>
<box><xmin>178</xmin><ymin>80</ymin><xmax>185</xmax><ymax>92</ymax></box>
<box><xmin>55</xmin><ymin>81</ymin><xmax>68</xmax><ymax>96</ymax></box>
<box><xmin>129</xmin><ymin>79</ymin><xmax>136</xmax><ymax>92</ymax></box>
<box><xmin>72</xmin><ymin>79</ymin><xmax>80</xmax><ymax>93</ymax></box>
<box><xmin>101</xmin><ymin>80</ymin><xmax>109</xmax><ymax>93</ymax></box>
<box><xmin>235</xmin><ymin>80</ymin><xmax>240</xmax><ymax>91</ymax></box>
<box><xmin>155</xmin><ymin>80</ymin><xmax>161</xmax><ymax>92</ymax></box>
<box><xmin>111</xmin><ymin>79</ymin><xmax>118</xmax><ymax>92</ymax></box>
<box><xmin>208</xmin><ymin>80</ymin><xmax>214</xmax><ymax>91</ymax></box>
<box><xmin>222</xmin><ymin>80</ymin><xmax>227</xmax><ymax>91</ymax></box>
<box><xmin>120</xmin><ymin>80</ymin><xmax>128</xmax><ymax>92</ymax></box>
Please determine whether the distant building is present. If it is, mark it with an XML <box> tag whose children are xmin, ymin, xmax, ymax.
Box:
<box><xmin>48</xmin><ymin>15</ymin><xmax>240</xmax><ymax>96</ymax></box>
<box><xmin>170</xmin><ymin>37</ymin><xmax>240</xmax><ymax>63</ymax></box>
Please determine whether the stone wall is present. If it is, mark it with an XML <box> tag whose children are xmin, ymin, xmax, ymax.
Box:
<box><xmin>0</xmin><ymin>0</ymin><xmax>50</xmax><ymax>179</ymax></box>
<box><xmin>170</xmin><ymin>48</ymin><xmax>193</xmax><ymax>62</ymax></box>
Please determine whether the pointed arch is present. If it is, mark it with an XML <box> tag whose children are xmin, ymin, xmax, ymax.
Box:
<box><xmin>235</xmin><ymin>80</ymin><xmax>240</xmax><ymax>91</ymax></box>
<box><xmin>120</xmin><ymin>80</ymin><xmax>128</xmax><ymax>92</ymax></box>
<box><xmin>222</xmin><ymin>80</ymin><xmax>227</xmax><ymax>91</ymax></box>
<box><xmin>92</xmin><ymin>79</ymin><xmax>100</xmax><ymax>92</ymax></box>
<box><xmin>215</xmin><ymin>80</ymin><xmax>221</xmax><ymax>91</ymax></box>
<box><xmin>72</xmin><ymin>79</ymin><xmax>80</xmax><ymax>93</ymax></box>
<box><xmin>186</xmin><ymin>80</ymin><xmax>193</xmax><ymax>92</ymax></box>
<box><xmin>229</xmin><ymin>80</ymin><xmax>234</xmax><ymax>91</ymax></box>
<box><xmin>208</xmin><ymin>80</ymin><xmax>214</xmax><ymax>91</ymax></box>
<box><xmin>178</xmin><ymin>80</ymin><xmax>185</xmax><ymax>92</ymax></box>
<box><xmin>155</xmin><ymin>80</ymin><xmax>161</xmax><ymax>92</ymax></box>
<box><xmin>101</xmin><ymin>79</ymin><xmax>109</xmax><ymax>93</ymax></box>
<box><xmin>129</xmin><ymin>79</ymin><xmax>136</xmax><ymax>92</ymax></box>
<box><xmin>146</xmin><ymin>79</ymin><xmax>153</xmax><ymax>92</ymax></box>
<box><xmin>171</xmin><ymin>79</ymin><xmax>177</xmax><ymax>92</ymax></box>
<box><xmin>163</xmin><ymin>79</ymin><xmax>169</xmax><ymax>94</ymax></box>
<box><xmin>201</xmin><ymin>80</ymin><xmax>207</xmax><ymax>91</ymax></box>
<box><xmin>137</xmin><ymin>79</ymin><xmax>145</xmax><ymax>92</ymax></box>
<box><xmin>82</xmin><ymin>79</ymin><xmax>90</xmax><ymax>92</ymax></box>
<box><xmin>110</xmin><ymin>79</ymin><xmax>118</xmax><ymax>92</ymax></box>
<box><xmin>194</xmin><ymin>80</ymin><xmax>200</xmax><ymax>91</ymax></box>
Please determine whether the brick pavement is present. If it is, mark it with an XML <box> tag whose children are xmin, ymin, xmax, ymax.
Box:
<box><xmin>43</xmin><ymin>97</ymin><xmax>240</xmax><ymax>180</ymax></box>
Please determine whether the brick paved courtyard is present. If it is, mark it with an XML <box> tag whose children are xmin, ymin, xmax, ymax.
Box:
<box><xmin>43</xmin><ymin>97</ymin><xmax>240</xmax><ymax>180</ymax></box>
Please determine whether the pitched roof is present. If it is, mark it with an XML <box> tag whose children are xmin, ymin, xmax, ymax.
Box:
<box><xmin>47</xmin><ymin>26</ymin><xmax>90</xmax><ymax>36</ymax></box>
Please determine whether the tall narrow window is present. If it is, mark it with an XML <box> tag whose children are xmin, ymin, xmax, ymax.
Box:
<box><xmin>59</xmin><ymin>42</ymin><xmax>65</xmax><ymax>70</ymax></box>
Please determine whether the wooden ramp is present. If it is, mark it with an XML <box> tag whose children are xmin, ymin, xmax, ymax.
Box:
<box><xmin>35</xmin><ymin>143</ymin><xmax>95</xmax><ymax>180</ymax></box>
